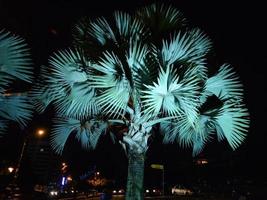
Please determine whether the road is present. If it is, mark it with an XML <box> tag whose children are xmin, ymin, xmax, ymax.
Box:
<box><xmin>58</xmin><ymin>194</ymin><xmax>232</xmax><ymax>200</ymax></box>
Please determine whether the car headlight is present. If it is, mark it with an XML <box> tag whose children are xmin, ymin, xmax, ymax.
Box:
<box><xmin>50</xmin><ymin>191</ymin><xmax>58</xmax><ymax>196</ymax></box>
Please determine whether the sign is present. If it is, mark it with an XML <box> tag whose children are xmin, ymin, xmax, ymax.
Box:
<box><xmin>151</xmin><ymin>164</ymin><xmax>164</xmax><ymax>170</ymax></box>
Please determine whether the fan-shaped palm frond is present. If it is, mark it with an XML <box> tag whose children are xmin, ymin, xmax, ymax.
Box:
<box><xmin>178</xmin><ymin>113</ymin><xmax>214</xmax><ymax>156</ymax></box>
<box><xmin>0</xmin><ymin>93</ymin><xmax>33</xmax><ymax>127</ymax></box>
<box><xmin>132</xmin><ymin>44</ymin><xmax>160</xmax><ymax>91</ymax></box>
<box><xmin>89</xmin><ymin>52</ymin><xmax>131</xmax><ymax>117</ymax></box>
<box><xmin>114</xmin><ymin>11</ymin><xmax>147</xmax><ymax>41</ymax></box>
<box><xmin>51</xmin><ymin>117</ymin><xmax>108</xmax><ymax>154</ymax></box>
<box><xmin>136</xmin><ymin>3</ymin><xmax>187</xmax><ymax>36</ymax></box>
<box><xmin>0</xmin><ymin>30</ymin><xmax>33</xmax><ymax>91</ymax></box>
<box><xmin>30</xmin><ymin>65</ymin><xmax>59</xmax><ymax>113</ymax></box>
<box><xmin>46</xmin><ymin>49</ymin><xmax>99</xmax><ymax>119</ymax></box>
<box><xmin>0</xmin><ymin>30</ymin><xmax>33</xmax><ymax>135</ymax></box>
<box><xmin>202</xmin><ymin>64</ymin><xmax>244</xmax><ymax>102</ymax></box>
<box><xmin>160</xmin><ymin>29</ymin><xmax>211</xmax><ymax>68</ymax></box>
<box><xmin>73</xmin><ymin>12</ymin><xmax>148</xmax><ymax>60</ymax></box>
<box><xmin>162</xmin><ymin>92</ymin><xmax>249</xmax><ymax>156</ymax></box>
<box><xmin>214</xmin><ymin>100</ymin><xmax>249</xmax><ymax>150</ymax></box>
<box><xmin>142</xmin><ymin>66</ymin><xmax>200</xmax><ymax>126</ymax></box>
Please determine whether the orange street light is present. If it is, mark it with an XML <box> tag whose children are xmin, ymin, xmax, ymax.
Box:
<box><xmin>37</xmin><ymin>129</ymin><xmax>45</xmax><ymax>136</ymax></box>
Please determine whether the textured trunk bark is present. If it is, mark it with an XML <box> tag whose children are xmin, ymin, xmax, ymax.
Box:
<box><xmin>125</xmin><ymin>150</ymin><xmax>145</xmax><ymax>200</ymax></box>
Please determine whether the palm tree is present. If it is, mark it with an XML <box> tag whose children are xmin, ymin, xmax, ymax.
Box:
<box><xmin>31</xmin><ymin>4</ymin><xmax>249</xmax><ymax>200</ymax></box>
<box><xmin>0</xmin><ymin>29</ymin><xmax>33</xmax><ymax>136</ymax></box>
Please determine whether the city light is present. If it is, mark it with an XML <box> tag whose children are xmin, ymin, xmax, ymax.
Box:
<box><xmin>37</xmin><ymin>128</ymin><xmax>45</xmax><ymax>136</ymax></box>
<box><xmin>61</xmin><ymin>176</ymin><xmax>66</xmax><ymax>186</ymax></box>
<box><xmin>8</xmin><ymin>167</ymin><xmax>14</xmax><ymax>173</ymax></box>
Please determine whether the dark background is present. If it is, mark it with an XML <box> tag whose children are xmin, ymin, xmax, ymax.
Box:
<box><xmin>1</xmin><ymin>0</ymin><xmax>266</xmax><ymax>187</ymax></box>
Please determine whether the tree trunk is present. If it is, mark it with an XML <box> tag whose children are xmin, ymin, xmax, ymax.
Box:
<box><xmin>125</xmin><ymin>150</ymin><xmax>145</xmax><ymax>200</ymax></box>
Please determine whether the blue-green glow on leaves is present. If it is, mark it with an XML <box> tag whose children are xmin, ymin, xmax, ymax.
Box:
<box><xmin>0</xmin><ymin>30</ymin><xmax>33</xmax><ymax>135</ymax></box>
<box><xmin>161</xmin><ymin>29</ymin><xmax>211</xmax><ymax>67</ymax></box>
<box><xmin>0</xmin><ymin>30</ymin><xmax>33</xmax><ymax>87</ymax></box>
<box><xmin>32</xmin><ymin>4</ymin><xmax>250</xmax><ymax>157</ymax></box>
<box><xmin>203</xmin><ymin>64</ymin><xmax>244</xmax><ymax>100</ymax></box>
<box><xmin>51</xmin><ymin>117</ymin><xmax>108</xmax><ymax>154</ymax></box>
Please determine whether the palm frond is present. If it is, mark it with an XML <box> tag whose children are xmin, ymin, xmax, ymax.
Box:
<box><xmin>0</xmin><ymin>29</ymin><xmax>33</xmax><ymax>89</ymax></box>
<box><xmin>90</xmin><ymin>52</ymin><xmax>131</xmax><ymax>117</ymax></box>
<box><xmin>161</xmin><ymin>121</ymin><xmax>178</xmax><ymax>144</ymax></box>
<box><xmin>142</xmin><ymin>66</ymin><xmax>200</xmax><ymax>127</ymax></box>
<box><xmin>47</xmin><ymin>49</ymin><xmax>99</xmax><ymax>119</ymax></box>
<box><xmin>203</xmin><ymin>64</ymin><xmax>244</xmax><ymax>101</ymax></box>
<box><xmin>192</xmin><ymin>136</ymin><xmax>207</xmax><ymax>157</ymax></box>
<box><xmin>214</xmin><ymin>100</ymin><xmax>249</xmax><ymax>150</ymax></box>
<box><xmin>0</xmin><ymin>93</ymin><xmax>33</xmax><ymax>127</ymax></box>
<box><xmin>127</xmin><ymin>41</ymin><xmax>149</xmax><ymax>71</ymax></box>
<box><xmin>51</xmin><ymin>117</ymin><xmax>80</xmax><ymax>155</ymax></box>
<box><xmin>75</xmin><ymin>120</ymin><xmax>108</xmax><ymax>149</ymax></box>
<box><xmin>51</xmin><ymin>117</ymin><xmax>108</xmax><ymax>154</ymax></box>
<box><xmin>88</xmin><ymin>17</ymin><xmax>116</xmax><ymax>46</ymax></box>
<box><xmin>114</xmin><ymin>11</ymin><xmax>147</xmax><ymax>41</ymax></box>
<box><xmin>142</xmin><ymin>66</ymin><xmax>181</xmax><ymax>116</ymax></box>
<box><xmin>30</xmin><ymin>65</ymin><xmax>59</xmax><ymax>113</ymax></box>
<box><xmin>161</xmin><ymin>29</ymin><xmax>211</xmax><ymax>68</ymax></box>
<box><xmin>136</xmin><ymin>3</ymin><xmax>187</xmax><ymax>36</ymax></box>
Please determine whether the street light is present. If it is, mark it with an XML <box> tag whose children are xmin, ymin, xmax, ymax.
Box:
<box><xmin>37</xmin><ymin>129</ymin><xmax>45</xmax><ymax>137</ymax></box>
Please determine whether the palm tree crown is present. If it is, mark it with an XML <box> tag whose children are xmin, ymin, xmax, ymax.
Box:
<box><xmin>31</xmin><ymin>3</ymin><xmax>249</xmax><ymax>156</ymax></box>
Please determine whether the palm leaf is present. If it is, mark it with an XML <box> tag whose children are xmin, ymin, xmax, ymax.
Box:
<box><xmin>30</xmin><ymin>65</ymin><xmax>59</xmax><ymax>113</ymax></box>
<box><xmin>0</xmin><ymin>29</ymin><xmax>33</xmax><ymax>90</ymax></box>
<box><xmin>90</xmin><ymin>52</ymin><xmax>131</xmax><ymax>117</ymax></box>
<box><xmin>47</xmin><ymin>49</ymin><xmax>99</xmax><ymax>119</ymax></box>
<box><xmin>0</xmin><ymin>93</ymin><xmax>33</xmax><ymax>127</ymax></box>
<box><xmin>88</xmin><ymin>17</ymin><xmax>117</xmax><ymax>46</ymax></box>
<box><xmin>51</xmin><ymin>117</ymin><xmax>108</xmax><ymax>154</ymax></box>
<box><xmin>136</xmin><ymin>3</ymin><xmax>187</xmax><ymax>39</ymax></box>
<box><xmin>160</xmin><ymin>29</ymin><xmax>211</xmax><ymax>68</ymax></box>
<box><xmin>114</xmin><ymin>11</ymin><xmax>147</xmax><ymax>41</ymax></box>
<box><xmin>142</xmin><ymin>66</ymin><xmax>200</xmax><ymax>127</ymax></box>
<box><xmin>202</xmin><ymin>64</ymin><xmax>244</xmax><ymax>102</ymax></box>
<box><xmin>51</xmin><ymin>117</ymin><xmax>80</xmax><ymax>155</ymax></box>
<box><xmin>214</xmin><ymin>100</ymin><xmax>249</xmax><ymax>150</ymax></box>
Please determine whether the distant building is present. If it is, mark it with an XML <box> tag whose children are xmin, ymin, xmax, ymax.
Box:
<box><xmin>24</xmin><ymin>138</ymin><xmax>60</xmax><ymax>184</ymax></box>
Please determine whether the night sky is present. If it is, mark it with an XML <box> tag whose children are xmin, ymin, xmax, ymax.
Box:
<box><xmin>1</xmin><ymin>0</ymin><xmax>267</xmax><ymax>185</ymax></box>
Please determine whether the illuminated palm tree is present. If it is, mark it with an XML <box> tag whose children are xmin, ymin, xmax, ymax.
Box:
<box><xmin>0</xmin><ymin>29</ymin><xmax>33</xmax><ymax>136</ymax></box>
<box><xmin>31</xmin><ymin>4</ymin><xmax>249</xmax><ymax>200</ymax></box>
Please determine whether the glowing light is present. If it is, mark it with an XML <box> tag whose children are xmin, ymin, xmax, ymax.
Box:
<box><xmin>37</xmin><ymin>129</ymin><xmax>45</xmax><ymax>136</ymax></box>
<box><xmin>61</xmin><ymin>177</ymin><xmax>66</xmax><ymax>186</ymax></box>
<box><xmin>8</xmin><ymin>167</ymin><xmax>14</xmax><ymax>173</ymax></box>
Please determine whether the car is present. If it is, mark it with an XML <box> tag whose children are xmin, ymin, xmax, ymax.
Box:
<box><xmin>171</xmin><ymin>185</ymin><xmax>193</xmax><ymax>195</ymax></box>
